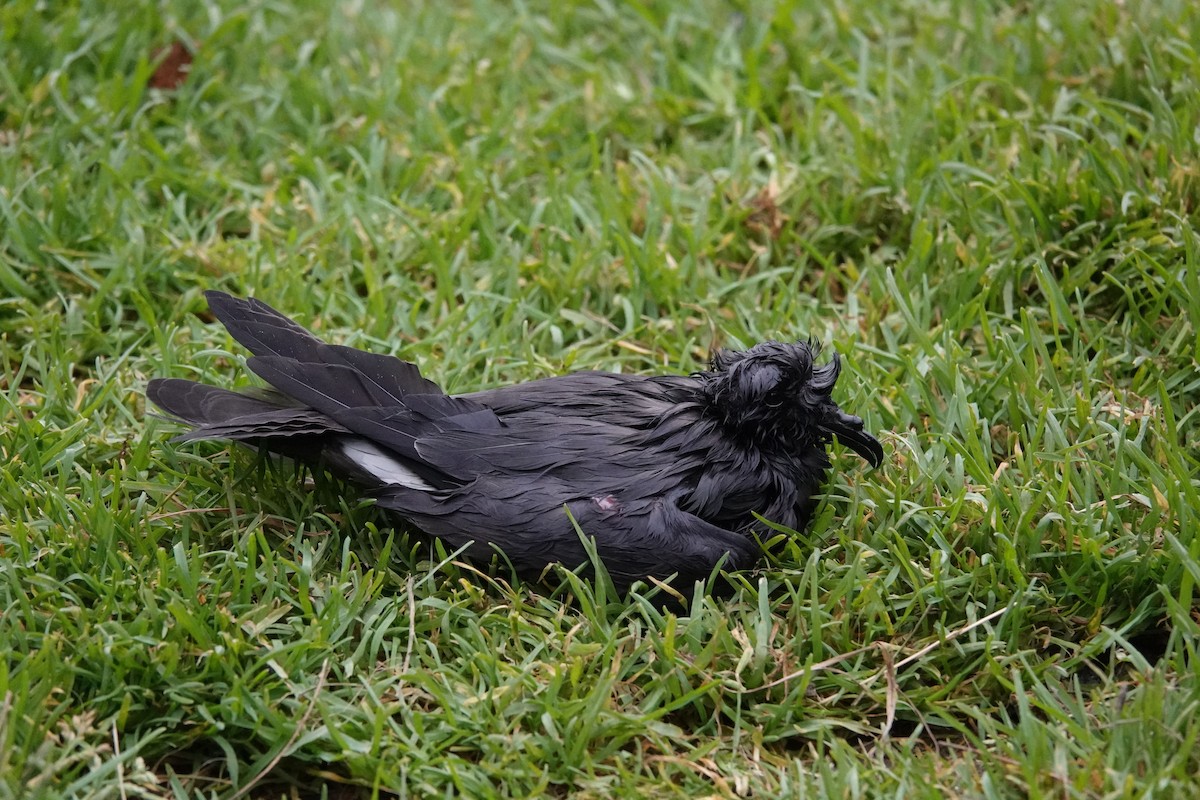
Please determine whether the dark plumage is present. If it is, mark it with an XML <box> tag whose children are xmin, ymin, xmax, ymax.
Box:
<box><xmin>148</xmin><ymin>292</ymin><xmax>884</xmax><ymax>593</ymax></box>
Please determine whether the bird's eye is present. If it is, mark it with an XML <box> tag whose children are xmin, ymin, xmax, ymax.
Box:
<box><xmin>765</xmin><ymin>392</ymin><xmax>785</xmax><ymax>408</ymax></box>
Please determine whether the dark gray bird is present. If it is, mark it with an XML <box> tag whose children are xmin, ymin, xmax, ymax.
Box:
<box><xmin>148</xmin><ymin>292</ymin><xmax>883</xmax><ymax>593</ymax></box>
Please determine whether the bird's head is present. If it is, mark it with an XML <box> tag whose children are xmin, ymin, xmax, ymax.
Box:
<box><xmin>701</xmin><ymin>341</ymin><xmax>883</xmax><ymax>467</ymax></box>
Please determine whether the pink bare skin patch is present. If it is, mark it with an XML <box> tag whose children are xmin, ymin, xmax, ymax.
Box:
<box><xmin>592</xmin><ymin>494</ymin><xmax>620</xmax><ymax>512</ymax></box>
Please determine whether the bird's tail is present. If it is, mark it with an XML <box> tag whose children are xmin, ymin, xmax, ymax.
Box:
<box><xmin>147</xmin><ymin>292</ymin><xmax>481</xmax><ymax>491</ymax></box>
<box><xmin>149</xmin><ymin>291</ymin><xmax>446</xmax><ymax>447</ymax></box>
<box><xmin>146</xmin><ymin>378</ymin><xmax>350</xmax><ymax>446</ymax></box>
<box><xmin>205</xmin><ymin>290</ymin><xmax>442</xmax><ymax>397</ymax></box>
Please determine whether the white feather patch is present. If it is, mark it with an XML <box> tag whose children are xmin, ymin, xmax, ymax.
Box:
<box><xmin>336</xmin><ymin>439</ymin><xmax>433</xmax><ymax>490</ymax></box>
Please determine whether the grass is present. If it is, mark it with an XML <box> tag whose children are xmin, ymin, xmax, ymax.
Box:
<box><xmin>2</xmin><ymin>0</ymin><xmax>1198</xmax><ymax>796</ymax></box>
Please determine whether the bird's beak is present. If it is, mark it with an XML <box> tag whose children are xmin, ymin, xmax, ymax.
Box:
<box><xmin>823</xmin><ymin>411</ymin><xmax>884</xmax><ymax>468</ymax></box>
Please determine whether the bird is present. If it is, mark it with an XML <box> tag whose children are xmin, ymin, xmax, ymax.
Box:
<box><xmin>148</xmin><ymin>291</ymin><xmax>884</xmax><ymax>594</ymax></box>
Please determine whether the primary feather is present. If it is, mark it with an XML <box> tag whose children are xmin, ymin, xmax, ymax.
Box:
<box><xmin>148</xmin><ymin>291</ymin><xmax>884</xmax><ymax>592</ymax></box>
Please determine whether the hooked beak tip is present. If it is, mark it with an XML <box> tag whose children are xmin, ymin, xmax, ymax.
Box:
<box><xmin>826</xmin><ymin>411</ymin><xmax>885</xmax><ymax>468</ymax></box>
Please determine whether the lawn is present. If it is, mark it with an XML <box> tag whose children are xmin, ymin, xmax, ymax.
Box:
<box><xmin>2</xmin><ymin>0</ymin><xmax>1198</xmax><ymax>796</ymax></box>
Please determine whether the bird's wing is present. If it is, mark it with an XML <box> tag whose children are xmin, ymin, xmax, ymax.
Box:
<box><xmin>409</xmin><ymin>410</ymin><xmax>697</xmax><ymax>489</ymax></box>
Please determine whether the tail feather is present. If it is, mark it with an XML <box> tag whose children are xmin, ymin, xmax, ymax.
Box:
<box><xmin>320</xmin><ymin>343</ymin><xmax>442</xmax><ymax>401</ymax></box>
<box><xmin>247</xmin><ymin>356</ymin><xmax>406</xmax><ymax>413</ymax></box>
<box><xmin>245</xmin><ymin>356</ymin><xmax>501</xmax><ymax>462</ymax></box>
<box><xmin>147</xmin><ymin>378</ymin><xmax>348</xmax><ymax>442</ymax></box>
<box><xmin>147</xmin><ymin>378</ymin><xmax>281</xmax><ymax>425</ymax></box>
<box><xmin>205</xmin><ymin>291</ymin><xmax>323</xmax><ymax>360</ymax></box>
<box><xmin>206</xmin><ymin>291</ymin><xmax>441</xmax><ymax>400</ymax></box>
<box><xmin>175</xmin><ymin>409</ymin><xmax>350</xmax><ymax>443</ymax></box>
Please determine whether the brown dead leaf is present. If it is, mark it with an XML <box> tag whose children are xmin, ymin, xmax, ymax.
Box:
<box><xmin>746</xmin><ymin>184</ymin><xmax>786</xmax><ymax>240</ymax></box>
<box><xmin>150</xmin><ymin>40</ymin><xmax>194</xmax><ymax>91</ymax></box>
